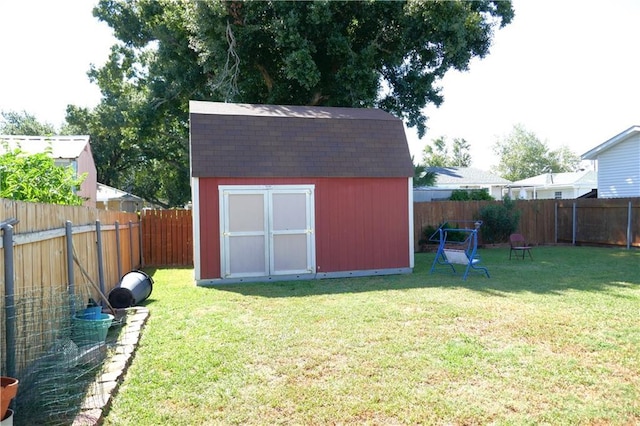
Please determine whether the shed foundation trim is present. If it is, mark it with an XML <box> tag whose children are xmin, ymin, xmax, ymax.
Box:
<box><xmin>195</xmin><ymin>267</ymin><xmax>413</xmax><ymax>286</ymax></box>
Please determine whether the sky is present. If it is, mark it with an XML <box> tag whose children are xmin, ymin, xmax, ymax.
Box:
<box><xmin>1</xmin><ymin>0</ymin><xmax>639</xmax><ymax>169</ymax></box>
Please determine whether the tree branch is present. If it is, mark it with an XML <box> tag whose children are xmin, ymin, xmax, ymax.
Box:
<box><xmin>255</xmin><ymin>64</ymin><xmax>273</xmax><ymax>92</ymax></box>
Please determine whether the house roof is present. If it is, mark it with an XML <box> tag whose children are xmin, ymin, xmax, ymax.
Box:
<box><xmin>0</xmin><ymin>135</ymin><xmax>91</xmax><ymax>159</ymax></box>
<box><xmin>189</xmin><ymin>101</ymin><xmax>414</xmax><ymax>178</ymax></box>
<box><xmin>581</xmin><ymin>125</ymin><xmax>640</xmax><ymax>160</ymax></box>
<box><xmin>426</xmin><ymin>167</ymin><xmax>511</xmax><ymax>186</ymax></box>
<box><xmin>511</xmin><ymin>170</ymin><xmax>596</xmax><ymax>187</ymax></box>
<box><xmin>97</xmin><ymin>183</ymin><xmax>145</xmax><ymax>203</ymax></box>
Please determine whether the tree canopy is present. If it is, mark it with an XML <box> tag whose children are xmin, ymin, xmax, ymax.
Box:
<box><xmin>0</xmin><ymin>111</ymin><xmax>57</xmax><ymax>136</ymax></box>
<box><xmin>492</xmin><ymin>124</ymin><xmax>581</xmax><ymax>181</ymax></box>
<box><xmin>80</xmin><ymin>0</ymin><xmax>513</xmax><ymax>207</ymax></box>
<box><xmin>412</xmin><ymin>160</ymin><xmax>437</xmax><ymax>188</ymax></box>
<box><xmin>422</xmin><ymin>136</ymin><xmax>471</xmax><ymax>167</ymax></box>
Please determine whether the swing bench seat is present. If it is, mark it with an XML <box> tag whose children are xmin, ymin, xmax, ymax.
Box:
<box><xmin>443</xmin><ymin>249</ymin><xmax>478</xmax><ymax>265</ymax></box>
<box><xmin>429</xmin><ymin>221</ymin><xmax>490</xmax><ymax>281</ymax></box>
<box><xmin>438</xmin><ymin>249</ymin><xmax>489</xmax><ymax>280</ymax></box>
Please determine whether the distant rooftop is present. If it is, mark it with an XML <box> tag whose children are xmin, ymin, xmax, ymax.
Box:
<box><xmin>426</xmin><ymin>167</ymin><xmax>512</xmax><ymax>185</ymax></box>
<box><xmin>0</xmin><ymin>135</ymin><xmax>91</xmax><ymax>159</ymax></box>
<box><xmin>511</xmin><ymin>170</ymin><xmax>596</xmax><ymax>187</ymax></box>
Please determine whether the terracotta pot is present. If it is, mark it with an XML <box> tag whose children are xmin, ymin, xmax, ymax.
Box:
<box><xmin>0</xmin><ymin>377</ymin><xmax>19</xmax><ymax>420</ymax></box>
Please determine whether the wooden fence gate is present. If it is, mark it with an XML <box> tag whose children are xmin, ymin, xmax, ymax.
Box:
<box><xmin>141</xmin><ymin>209</ymin><xmax>193</xmax><ymax>266</ymax></box>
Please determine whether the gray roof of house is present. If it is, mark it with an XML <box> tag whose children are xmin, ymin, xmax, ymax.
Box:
<box><xmin>427</xmin><ymin>167</ymin><xmax>512</xmax><ymax>185</ymax></box>
<box><xmin>189</xmin><ymin>101</ymin><xmax>414</xmax><ymax>178</ymax></box>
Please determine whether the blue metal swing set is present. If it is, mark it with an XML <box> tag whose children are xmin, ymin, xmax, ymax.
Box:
<box><xmin>429</xmin><ymin>220</ymin><xmax>490</xmax><ymax>281</ymax></box>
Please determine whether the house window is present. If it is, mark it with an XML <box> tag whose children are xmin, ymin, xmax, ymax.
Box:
<box><xmin>554</xmin><ymin>191</ymin><xmax>562</xmax><ymax>199</ymax></box>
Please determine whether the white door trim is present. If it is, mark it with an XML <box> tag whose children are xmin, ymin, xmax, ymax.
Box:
<box><xmin>219</xmin><ymin>185</ymin><xmax>315</xmax><ymax>278</ymax></box>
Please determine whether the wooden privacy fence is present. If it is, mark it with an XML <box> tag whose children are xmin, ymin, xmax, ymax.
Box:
<box><xmin>141</xmin><ymin>209</ymin><xmax>193</xmax><ymax>266</ymax></box>
<box><xmin>0</xmin><ymin>199</ymin><xmax>140</xmax><ymax>377</ymax></box>
<box><xmin>141</xmin><ymin>197</ymin><xmax>640</xmax><ymax>269</ymax></box>
<box><xmin>414</xmin><ymin>197</ymin><xmax>640</xmax><ymax>248</ymax></box>
<box><xmin>556</xmin><ymin>198</ymin><xmax>640</xmax><ymax>247</ymax></box>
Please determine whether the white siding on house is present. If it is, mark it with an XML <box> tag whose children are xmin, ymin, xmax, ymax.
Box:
<box><xmin>513</xmin><ymin>188</ymin><xmax>580</xmax><ymax>200</ymax></box>
<box><xmin>597</xmin><ymin>134</ymin><xmax>640</xmax><ymax>198</ymax></box>
<box><xmin>536</xmin><ymin>189</ymin><xmax>562</xmax><ymax>199</ymax></box>
<box><xmin>509</xmin><ymin>171</ymin><xmax>596</xmax><ymax>200</ymax></box>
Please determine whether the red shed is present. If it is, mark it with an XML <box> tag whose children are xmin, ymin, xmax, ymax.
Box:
<box><xmin>189</xmin><ymin>101</ymin><xmax>415</xmax><ymax>285</ymax></box>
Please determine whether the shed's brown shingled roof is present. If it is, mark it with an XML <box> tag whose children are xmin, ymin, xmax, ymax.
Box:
<box><xmin>189</xmin><ymin>101</ymin><xmax>414</xmax><ymax>178</ymax></box>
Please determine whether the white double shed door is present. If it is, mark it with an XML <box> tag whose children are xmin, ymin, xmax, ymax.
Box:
<box><xmin>219</xmin><ymin>185</ymin><xmax>316</xmax><ymax>279</ymax></box>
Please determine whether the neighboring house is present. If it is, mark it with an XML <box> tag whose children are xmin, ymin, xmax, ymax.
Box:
<box><xmin>581</xmin><ymin>125</ymin><xmax>640</xmax><ymax>198</ymax></box>
<box><xmin>414</xmin><ymin>167</ymin><xmax>511</xmax><ymax>201</ymax></box>
<box><xmin>0</xmin><ymin>135</ymin><xmax>97</xmax><ymax>207</ymax></box>
<box><xmin>96</xmin><ymin>183</ymin><xmax>147</xmax><ymax>212</ymax></box>
<box><xmin>507</xmin><ymin>170</ymin><xmax>597</xmax><ymax>200</ymax></box>
<box><xmin>189</xmin><ymin>101</ymin><xmax>414</xmax><ymax>285</ymax></box>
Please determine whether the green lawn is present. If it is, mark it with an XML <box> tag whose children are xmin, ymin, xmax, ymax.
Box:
<box><xmin>104</xmin><ymin>246</ymin><xmax>640</xmax><ymax>425</ymax></box>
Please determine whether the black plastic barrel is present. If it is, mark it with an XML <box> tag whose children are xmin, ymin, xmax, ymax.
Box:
<box><xmin>108</xmin><ymin>270</ymin><xmax>153</xmax><ymax>308</ymax></box>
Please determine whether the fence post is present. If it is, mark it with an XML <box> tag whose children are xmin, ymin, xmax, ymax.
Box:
<box><xmin>627</xmin><ymin>201</ymin><xmax>632</xmax><ymax>250</ymax></box>
<box><xmin>65</xmin><ymin>220</ymin><xmax>76</xmax><ymax>317</ymax></box>
<box><xmin>139</xmin><ymin>216</ymin><xmax>144</xmax><ymax>267</ymax></box>
<box><xmin>2</xmin><ymin>218</ymin><xmax>19</xmax><ymax>377</ymax></box>
<box><xmin>129</xmin><ymin>220</ymin><xmax>134</xmax><ymax>270</ymax></box>
<box><xmin>96</xmin><ymin>220</ymin><xmax>106</xmax><ymax>297</ymax></box>
<box><xmin>115</xmin><ymin>221</ymin><xmax>122</xmax><ymax>279</ymax></box>
<box><xmin>572</xmin><ymin>203</ymin><xmax>577</xmax><ymax>246</ymax></box>
<box><xmin>554</xmin><ymin>202</ymin><xmax>558</xmax><ymax>244</ymax></box>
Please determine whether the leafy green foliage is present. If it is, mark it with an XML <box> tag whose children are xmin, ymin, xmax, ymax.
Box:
<box><xmin>477</xmin><ymin>196</ymin><xmax>520</xmax><ymax>243</ymax></box>
<box><xmin>420</xmin><ymin>221</ymin><xmax>467</xmax><ymax>246</ymax></box>
<box><xmin>423</xmin><ymin>136</ymin><xmax>472</xmax><ymax>167</ymax></box>
<box><xmin>449</xmin><ymin>188</ymin><xmax>493</xmax><ymax>201</ymax></box>
<box><xmin>0</xmin><ymin>110</ymin><xmax>57</xmax><ymax>135</ymax></box>
<box><xmin>413</xmin><ymin>157</ymin><xmax>437</xmax><ymax>187</ymax></box>
<box><xmin>418</xmin><ymin>224</ymin><xmax>440</xmax><ymax>246</ymax></box>
<box><xmin>82</xmin><ymin>0</ymin><xmax>513</xmax><ymax>206</ymax></box>
<box><xmin>440</xmin><ymin>222</ymin><xmax>468</xmax><ymax>242</ymax></box>
<box><xmin>492</xmin><ymin>124</ymin><xmax>581</xmax><ymax>181</ymax></box>
<box><xmin>448</xmin><ymin>190</ymin><xmax>470</xmax><ymax>201</ymax></box>
<box><xmin>0</xmin><ymin>145</ymin><xmax>86</xmax><ymax>205</ymax></box>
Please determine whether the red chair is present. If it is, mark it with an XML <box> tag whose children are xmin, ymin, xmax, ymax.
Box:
<box><xmin>509</xmin><ymin>234</ymin><xmax>533</xmax><ymax>260</ymax></box>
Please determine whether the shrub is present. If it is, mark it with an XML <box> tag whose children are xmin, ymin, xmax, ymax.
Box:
<box><xmin>419</xmin><ymin>222</ymin><xmax>467</xmax><ymax>247</ymax></box>
<box><xmin>419</xmin><ymin>225</ymin><xmax>439</xmax><ymax>246</ymax></box>
<box><xmin>449</xmin><ymin>189</ymin><xmax>493</xmax><ymax>201</ymax></box>
<box><xmin>0</xmin><ymin>145</ymin><xmax>86</xmax><ymax>205</ymax></box>
<box><xmin>477</xmin><ymin>196</ymin><xmax>520</xmax><ymax>243</ymax></box>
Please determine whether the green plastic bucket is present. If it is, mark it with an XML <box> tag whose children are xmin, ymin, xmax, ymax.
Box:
<box><xmin>78</xmin><ymin>306</ymin><xmax>102</xmax><ymax>319</ymax></box>
<box><xmin>72</xmin><ymin>313</ymin><xmax>114</xmax><ymax>346</ymax></box>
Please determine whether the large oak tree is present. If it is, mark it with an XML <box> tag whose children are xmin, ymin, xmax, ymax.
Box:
<box><xmin>73</xmin><ymin>0</ymin><xmax>513</xmax><ymax>207</ymax></box>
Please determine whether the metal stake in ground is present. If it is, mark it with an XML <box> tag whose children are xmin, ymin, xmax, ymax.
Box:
<box><xmin>72</xmin><ymin>243</ymin><xmax>117</xmax><ymax>317</ymax></box>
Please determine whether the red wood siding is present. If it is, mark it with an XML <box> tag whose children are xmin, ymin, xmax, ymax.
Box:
<box><xmin>314</xmin><ymin>178</ymin><xmax>410</xmax><ymax>273</ymax></box>
<box><xmin>196</xmin><ymin>177</ymin><xmax>410</xmax><ymax>280</ymax></box>
<box><xmin>198</xmin><ymin>179</ymin><xmax>221</xmax><ymax>279</ymax></box>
